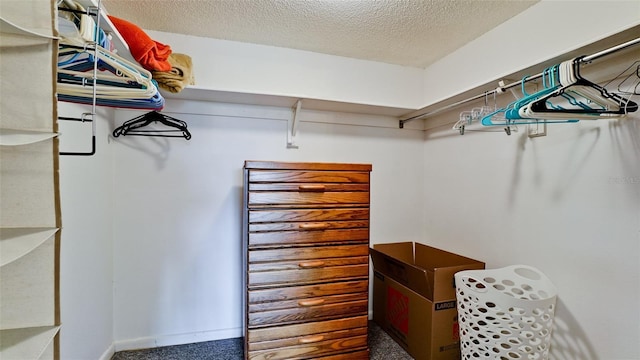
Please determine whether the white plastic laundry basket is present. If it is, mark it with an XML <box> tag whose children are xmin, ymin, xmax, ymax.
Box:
<box><xmin>454</xmin><ymin>265</ymin><xmax>557</xmax><ymax>360</ymax></box>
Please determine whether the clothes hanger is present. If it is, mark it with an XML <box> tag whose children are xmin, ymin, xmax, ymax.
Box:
<box><xmin>504</xmin><ymin>66</ymin><xmax>561</xmax><ymax>119</ymax></box>
<box><xmin>112</xmin><ymin>111</ymin><xmax>192</xmax><ymax>140</ymax></box>
<box><xmin>452</xmin><ymin>92</ymin><xmax>502</xmax><ymax>135</ymax></box>
<box><xmin>508</xmin><ymin>64</ymin><xmax>582</xmax><ymax>122</ymax></box>
<box><xmin>522</xmin><ymin>57</ymin><xmax>638</xmax><ymax>119</ymax></box>
<box><xmin>57</xmin><ymin>8</ymin><xmax>164</xmax><ymax>110</ymax></box>
<box><xmin>58</xmin><ymin>51</ymin><xmax>146</xmax><ymax>90</ymax></box>
<box><xmin>602</xmin><ymin>60</ymin><xmax>640</xmax><ymax>96</ymax></box>
<box><xmin>481</xmin><ymin>63</ymin><xmax>581</xmax><ymax>126</ymax></box>
<box><xmin>58</xmin><ymin>39</ymin><xmax>164</xmax><ymax>109</ymax></box>
<box><xmin>58</xmin><ymin>41</ymin><xmax>152</xmax><ymax>89</ymax></box>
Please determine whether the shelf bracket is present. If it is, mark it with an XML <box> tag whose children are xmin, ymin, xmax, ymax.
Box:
<box><xmin>287</xmin><ymin>99</ymin><xmax>302</xmax><ymax>149</ymax></box>
<box><xmin>527</xmin><ymin>121</ymin><xmax>548</xmax><ymax>138</ymax></box>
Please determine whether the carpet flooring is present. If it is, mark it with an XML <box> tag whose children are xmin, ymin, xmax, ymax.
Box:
<box><xmin>111</xmin><ymin>321</ymin><xmax>413</xmax><ymax>360</ymax></box>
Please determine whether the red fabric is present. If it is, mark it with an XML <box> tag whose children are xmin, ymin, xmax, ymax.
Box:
<box><xmin>108</xmin><ymin>15</ymin><xmax>172</xmax><ymax>72</ymax></box>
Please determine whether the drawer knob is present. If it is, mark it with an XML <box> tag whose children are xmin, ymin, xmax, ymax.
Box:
<box><xmin>298</xmin><ymin>299</ymin><xmax>325</xmax><ymax>307</ymax></box>
<box><xmin>298</xmin><ymin>185</ymin><xmax>326</xmax><ymax>192</ymax></box>
<box><xmin>298</xmin><ymin>260</ymin><xmax>326</xmax><ymax>268</ymax></box>
<box><xmin>299</xmin><ymin>223</ymin><xmax>329</xmax><ymax>230</ymax></box>
<box><xmin>298</xmin><ymin>335</ymin><xmax>325</xmax><ymax>344</ymax></box>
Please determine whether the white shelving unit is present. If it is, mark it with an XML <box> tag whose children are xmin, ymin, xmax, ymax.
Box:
<box><xmin>0</xmin><ymin>326</ymin><xmax>60</xmax><ymax>360</ymax></box>
<box><xmin>0</xmin><ymin>0</ymin><xmax>61</xmax><ymax>358</ymax></box>
<box><xmin>0</xmin><ymin>229</ymin><xmax>60</xmax><ymax>267</ymax></box>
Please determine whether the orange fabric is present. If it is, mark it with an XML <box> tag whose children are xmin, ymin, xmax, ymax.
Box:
<box><xmin>108</xmin><ymin>15</ymin><xmax>172</xmax><ymax>72</ymax></box>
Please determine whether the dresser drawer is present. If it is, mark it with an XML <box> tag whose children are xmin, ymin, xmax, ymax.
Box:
<box><xmin>249</xmin><ymin>208</ymin><xmax>369</xmax><ymax>224</ymax></box>
<box><xmin>247</xmin><ymin>317</ymin><xmax>368</xmax><ymax>359</ymax></box>
<box><xmin>249</xmin><ymin>228</ymin><xmax>369</xmax><ymax>248</ymax></box>
<box><xmin>247</xmin><ymin>315</ymin><xmax>368</xmax><ymax>344</ymax></box>
<box><xmin>249</xmin><ymin>291</ymin><xmax>367</xmax><ymax>313</ymax></box>
<box><xmin>249</xmin><ymin>280</ymin><xmax>368</xmax><ymax>303</ymax></box>
<box><xmin>248</xmin><ymin>261</ymin><xmax>368</xmax><ymax>288</ymax></box>
<box><xmin>248</xmin><ymin>191</ymin><xmax>369</xmax><ymax>208</ymax></box>
<box><xmin>250</xmin><ymin>219</ymin><xmax>368</xmax><ymax>232</ymax></box>
<box><xmin>248</xmin><ymin>294</ymin><xmax>368</xmax><ymax>327</ymax></box>
<box><xmin>248</xmin><ymin>170</ymin><xmax>370</xmax><ymax>209</ymax></box>
<box><xmin>249</xmin><ymin>244</ymin><xmax>369</xmax><ymax>263</ymax></box>
<box><xmin>248</xmin><ymin>333</ymin><xmax>367</xmax><ymax>360</ymax></box>
<box><xmin>249</xmin><ymin>182</ymin><xmax>369</xmax><ymax>192</ymax></box>
<box><xmin>248</xmin><ymin>170</ymin><xmax>370</xmax><ymax>184</ymax></box>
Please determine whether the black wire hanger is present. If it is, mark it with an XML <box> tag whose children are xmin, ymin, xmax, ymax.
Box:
<box><xmin>526</xmin><ymin>56</ymin><xmax>638</xmax><ymax>116</ymax></box>
<box><xmin>113</xmin><ymin>111</ymin><xmax>192</xmax><ymax>140</ymax></box>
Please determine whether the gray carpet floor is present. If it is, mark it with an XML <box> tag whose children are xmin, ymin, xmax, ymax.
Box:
<box><xmin>111</xmin><ymin>321</ymin><xmax>413</xmax><ymax>360</ymax></box>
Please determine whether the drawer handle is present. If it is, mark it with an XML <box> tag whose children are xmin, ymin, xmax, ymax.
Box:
<box><xmin>299</xmin><ymin>335</ymin><xmax>325</xmax><ymax>344</ymax></box>
<box><xmin>298</xmin><ymin>299</ymin><xmax>325</xmax><ymax>307</ymax></box>
<box><xmin>298</xmin><ymin>185</ymin><xmax>326</xmax><ymax>192</ymax></box>
<box><xmin>299</xmin><ymin>223</ymin><xmax>329</xmax><ymax>230</ymax></box>
<box><xmin>298</xmin><ymin>260</ymin><xmax>326</xmax><ymax>268</ymax></box>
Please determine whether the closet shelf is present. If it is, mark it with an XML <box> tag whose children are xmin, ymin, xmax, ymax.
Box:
<box><xmin>0</xmin><ymin>228</ymin><xmax>59</xmax><ymax>266</ymax></box>
<box><xmin>0</xmin><ymin>129</ymin><xmax>58</xmax><ymax>146</ymax></box>
<box><xmin>0</xmin><ymin>228</ymin><xmax>59</xmax><ymax>267</ymax></box>
<box><xmin>0</xmin><ymin>17</ymin><xmax>58</xmax><ymax>44</ymax></box>
<box><xmin>161</xmin><ymin>86</ymin><xmax>417</xmax><ymax>117</ymax></box>
<box><xmin>0</xmin><ymin>326</ymin><xmax>60</xmax><ymax>360</ymax></box>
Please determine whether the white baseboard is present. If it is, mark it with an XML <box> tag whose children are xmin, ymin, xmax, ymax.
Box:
<box><xmin>114</xmin><ymin>327</ymin><xmax>243</xmax><ymax>352</ymax></box>
<box><xmin>98</xmin><ymin>343</ymin><xmax>115</xmax><ymax>360</ymax></box>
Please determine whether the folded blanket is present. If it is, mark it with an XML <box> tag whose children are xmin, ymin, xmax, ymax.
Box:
<box><xmin>152</xmin><ymin>53</ymin><xmax>195</xmax><ymax>93</ymax></box>
<box><xmin>108</xmin><ymin>15</ymin><xmax>172</xmax><ymax>72</ymax></box>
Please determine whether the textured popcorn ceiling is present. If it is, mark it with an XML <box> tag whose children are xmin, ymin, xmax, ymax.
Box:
<box><xmin>101</xmin><ymin>0</ymin><xmax>538</xmax><ymax>69</ymax></box>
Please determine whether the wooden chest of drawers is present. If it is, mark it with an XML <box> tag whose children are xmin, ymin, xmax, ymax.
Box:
<box><xmin>243</xmin><ymin>161</ymin><xmax>372</xmax><ymax>360</ymax></box>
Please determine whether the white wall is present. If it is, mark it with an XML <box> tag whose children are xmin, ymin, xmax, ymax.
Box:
<box><xmin>109</xmin><ymin>100</ymin><xmax>426</xmax><ymax>350</ymax></box>
<box><xmin>146</xmin><ymin>30</ymin><xmax>425</xmax><ymax>110</ymax></box>
<box><xmin>416</xmin><ymin>2</ymin><xmax>640</xmax><ymax>358</ymax></box>
<box><xmin>422</xmin><ymin>112</ymin><xmax>640</xmax><ymax>360</ymax></box>
<box><xmin>58</xmin><ymin>102</ymin><xmax>115</xmax><ymax>360</ymax></box>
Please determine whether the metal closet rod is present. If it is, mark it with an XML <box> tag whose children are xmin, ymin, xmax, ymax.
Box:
<box><xmin>399</xmin><ymin>36</ymin><xmax>640</xmax><ymax>128</ymax></box>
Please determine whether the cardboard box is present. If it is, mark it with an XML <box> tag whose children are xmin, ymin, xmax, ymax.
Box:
<box><xmin>370</xmin><ymin>242</ymin><xmax>485</xmax><ymax>360</ymax></box>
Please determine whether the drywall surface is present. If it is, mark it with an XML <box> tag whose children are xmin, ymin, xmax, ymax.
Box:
<box><xmin>421</xmin><ymin>113</ymin><xmax>640</xmax><ymax>359</ymax></box>
<box><xmin>58</xmin><ymin>102</ymin><xmax>116</xmax><ymax>360</ymax></box>
<box><xmin>418</xmin><ymin>10</ymin><xmax>640</xmax><ymax>357</ymax></box>
<box><xmin>146</xmin><ymin>30</ymin><xmax>425</xmax><ymax>111</ymax></box>
<box><xmin>109</xmin><ymin>100</ymin><xmax>426</xmax><ymax>349</ymax></box>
